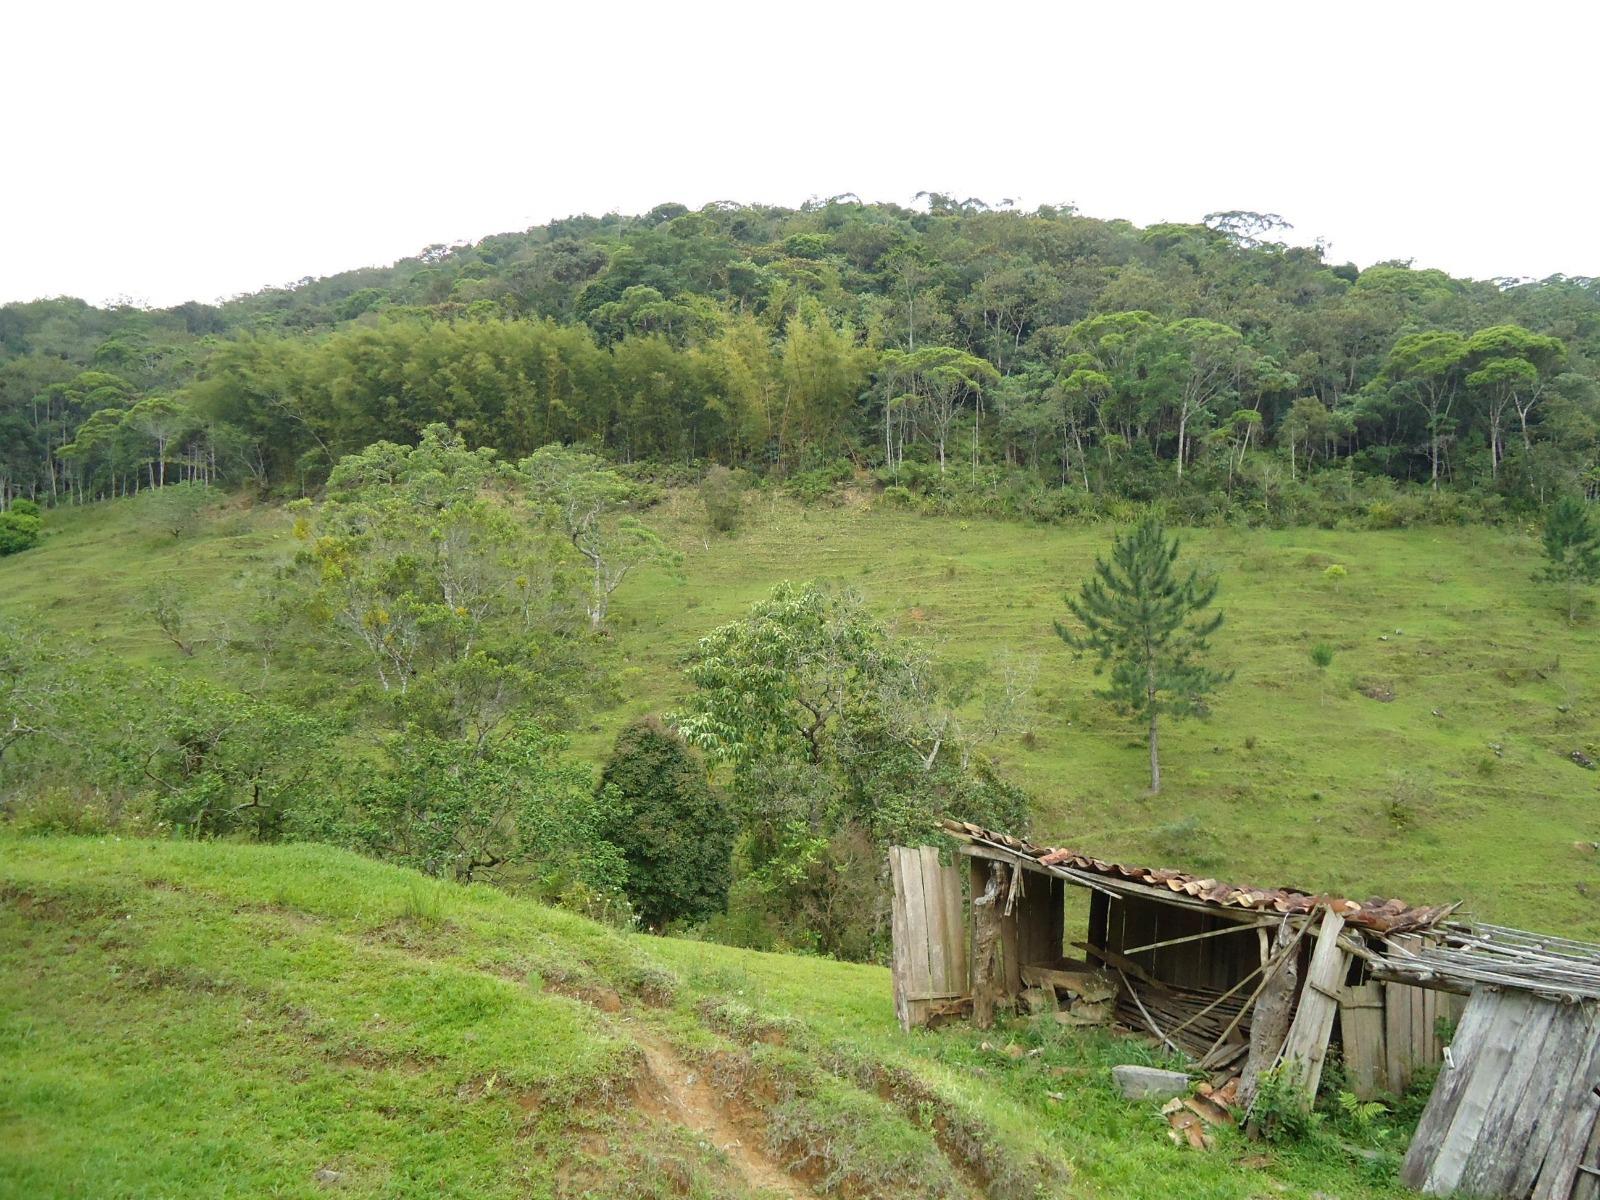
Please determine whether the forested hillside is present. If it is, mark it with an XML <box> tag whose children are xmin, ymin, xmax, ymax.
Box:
<box><xmin>4</xmin><ymin>198</ymin><xmax>1599</xmax><ymax>519</ymax></box>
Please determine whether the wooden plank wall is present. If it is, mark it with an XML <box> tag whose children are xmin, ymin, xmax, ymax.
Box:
<box><xmin>1340</xmin><ymin>979</ymin><xmax>1465</xmax><ymax>1099</ymax></box>
<box><xmin>1401</xmin><ymin>988</ymin><xmax>1600</xmax><ymax>1199</ymax></box>
<box><xmin>888</xmin><ymin>846</ymin><xmax>969</xmax><ymax>1031</ymax></box>
<box><xmin>1100</xmin><ymin>895</ymin><xmax>1263</xmax><ymax>989</ymax></box>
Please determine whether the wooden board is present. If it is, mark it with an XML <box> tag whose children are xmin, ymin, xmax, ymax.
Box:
<box><xmin>1277</xmin><ymin>909</ymin><xmax>1349</xmax><ymax>1107</ymax></box>
<box><xmin>1339</xmin><ymin>982</ymin><xmax>1388</xmax><ymax>1100</ymax></box>
<box><xmin>1403</xmin><ymin>989</ymin><xmax>1600</xmax><ymax>1198</ymax></box>
<box><xmin>888</xmin><ymin>846</ymin><xmax>970</xmax><ymax>1030</ymax></box>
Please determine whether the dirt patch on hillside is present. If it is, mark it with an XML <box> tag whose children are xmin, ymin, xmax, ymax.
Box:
<box><xmin>630</xmin><ymin>1023</ymin><xmax>816</xmax><ymax>1199</ymax></box>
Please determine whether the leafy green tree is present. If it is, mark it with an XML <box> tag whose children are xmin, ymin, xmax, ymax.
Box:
<box><xmin>291</xmin><ymin>425</ymin><xmax>593</xmax><ymax>736</ymax></box>
<box><xmin>596</xmin><ymin>716</ymin><xmax>733</xmax><ymax>928</ymax></box>
<box><xmin>675</xmin><ymin>581</ymin><xmax>903</xmax><ymax>765</ymax></box>
<box><xmin>675</xmin><ymin>581</ymin><xmax>1028</xmax><ymax>957</ymax></box>
<box><xmin>138</xmin><ymin>676</ymin><xmax>332</xmax><ymax>840</ymax></box>
<box><xmin>1536</xmin><ymin>497</ymin><xmax>1600</xmax><ymax>622</ymax></box>
<box><xmin>1056</xmin><ymin>518</ymin><xmax>1231</xmax><ymax>793</ymax></box>
<box><xmin>138</xmin><ymin>479</ymin><xmax>210</xmax><ymax>539</ymax></box>
<box><xmin>521</xmin><ymin>444</ymin><xmax>679</xmax><ymax>630</ymax></box>
<box><xmin>1379</xmin><ymin>331</ymin><xmax>1468</xmax><ymax>488</ymax></box>
<box><xmin>1463</xmin><ymin>324</ymin><xmax>1566</xmax><ymax>475</ymax></box>
<box><xmin>344</xmin><ymin>720</ymin><xmax>624</xmax><ymax>889</ymax></box>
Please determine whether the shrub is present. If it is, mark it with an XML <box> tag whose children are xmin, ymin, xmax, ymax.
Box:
<box><xmin>596</xmin><ymin>716</ymin><xmax>734</xmax><ymax>928</ymax></box>
<box><xmin>0</xmin><ymin>512</ymin><xmax>41</xmax><ymax>560</ymax></box>
<box><xmin>1310</xmin><ymin>643</ymin><xmax>1335</xmax><ymax>669</ymax></box>
<box><xmin>700</xmin><ymin>465</ymin><xmax>747</xmax><ymax>532</ymax></box>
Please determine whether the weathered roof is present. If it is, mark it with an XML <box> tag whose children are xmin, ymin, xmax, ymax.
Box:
<box><xmin>939</xmin><ymin>819</ymin><xmax>1459</xmax><ymax>935</ymax></box>
<box><xmin>1379</xmin><ymin>922</ymin><xmax>1600</xmax><ymax>1002</ymax></box>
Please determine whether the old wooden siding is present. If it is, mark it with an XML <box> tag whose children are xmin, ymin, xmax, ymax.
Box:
<box><xmin>1401</xmin><ymin>987</ymin><xmax>1600</xmax><ymax>1198</ymax></box>
<box><xmin>889</xmin><ymin>846</ymin><xmax>968</xmax><ymax>1031</ymax></box>
<box><xmin>1101</xmin><ymin>894</ymin><xmax>1262</xmax><ymax>990</ymax></box>
<box><xmin>1339</xmin><ymin>978</ymin><xmax>1465</xmax><ymax>1100</ymax></box>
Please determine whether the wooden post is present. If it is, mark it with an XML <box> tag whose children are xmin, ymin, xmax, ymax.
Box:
<box><xmin>970</xmin><ymin>859</ymin><xmax>1005</xmax><ymax>1030</ymax></box>
<box><xmin>1240</xmin><ymin>918</ymin><xmax>1300</xmax><ymax>1112</ymax></box>
<box><xmin>1276</xmin><ymin>908</ymin><xmax>1349</xmax><ymax>1108</ymax></box>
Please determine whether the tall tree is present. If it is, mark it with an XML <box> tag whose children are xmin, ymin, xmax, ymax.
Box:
<box><xmin>1055</xmin><ymin>518</ymin><xmax>1231</xmax><ymax>792</ymax></box>
<box><xmin>1536</xmin><ymin>496</ymin><xmax>1600</xmax><ymax>622</ymax></box>
<box><xmin>1379</xmin><ymin>331</ymin><xmax>1467</xmax><ymax>488</ymax></box>
<box><xmin>520</xmin><ymin>444</ymin><xmax>678</xmax><ymax>630</ymax></box>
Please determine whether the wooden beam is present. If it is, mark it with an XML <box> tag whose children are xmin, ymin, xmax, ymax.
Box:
<box><xmin>1120</xmin><ymin>918</ymin><xmax>1281</xmax><ymax>958</ymax></box>
<box><xmin>1276</xmin><ymin>908</ymin><xmax>1349</xmax><ymax>1110</ymax></box>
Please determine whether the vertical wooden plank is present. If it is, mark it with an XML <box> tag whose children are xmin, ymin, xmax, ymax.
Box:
<box><xmin>900</xmin><ymin>848</ymin><xmax>933</xmax><ymax>1003</ymax></box>
<box><xmin>1386</xmin><ymin>977</ymin><xmax>1414</xmax><ymax>1093</ymax></box>
<box><xmin>1401</xmin><ymin>986</ymin><xmax>1499</xmax><ymax>1191</ymax></box>
<box><xmin>1489</xmin><ymin>1000</ymin><xmax>1599</xmax><ymax>1200</ymax></box>
<box><xmin>1531</xmin><ymin>1002</ymin><xmax>1600</xmax><ymax>1200</ymax></box>
<box><xmin>888</xmin><ymin>847</ymin><xmax>912</xmax><ymax>1031</ymax></box>
<box><xmin>942</xmin><ymin>853</ymin><xmax>968</xmax><ymax>994</ymax></box>
<box><xmin>1339</xmin><ymin>983</ymin><xmax>1388</xmax><ymax>1100</ymax></box>
<box><xmin>1277</xmin><ymin>909</ymin><xmax>1349</xmax><ymax>1108</ymax></box>
<box><xmin>970</xmin><ymin>858</ymin><xmax>1004</xmax><ymax>1030</ymax></box>
<box><xmin>999</xmin><ymin>867</ymin><xmax>1023</xmax><ymax>999</ymax></box>
<box><xmin>1240</xmin><ymin>917</ymin><xmax>1300</xmax><ymax>1112</ymax></box>
<box><xmin>917</xmin><ymin>847</ymin><xmax>949</xmax><ymax>998</ymax></box>
<box><xmin>1087</xmin><ymin>889</ymin><xmax>1110</xmax><ymax>957</ymax></box>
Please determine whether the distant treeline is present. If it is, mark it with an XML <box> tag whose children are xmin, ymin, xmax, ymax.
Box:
<box><xmin>3</xmin><ymin>198</ymin><xmax>1598</xmax><ymax>515</ymax></box>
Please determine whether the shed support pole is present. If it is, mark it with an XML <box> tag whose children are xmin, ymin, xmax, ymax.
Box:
<box><xmin>970</xmin><ymin>860</ymin><xmax>1005</xmax><ymax>1030</ymax></box>
<box><xmin>1275</xmin><ymin>908</ymin><xmax>1349</xmax><ymax>1111</ymax></box>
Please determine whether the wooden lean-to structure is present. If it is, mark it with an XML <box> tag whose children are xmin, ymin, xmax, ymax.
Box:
<box><xmin>889</xmin><ymin>820</ymin><xmax>1600</xmax><ymax>1199</ymax></box>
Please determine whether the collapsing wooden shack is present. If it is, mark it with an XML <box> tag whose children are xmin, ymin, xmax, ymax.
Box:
<box><xmin>890</xmin><ymin>820</ymin><xmax>1600</xmax><ymax>1199</ymax></box>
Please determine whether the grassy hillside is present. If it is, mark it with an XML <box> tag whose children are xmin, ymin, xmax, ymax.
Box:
<box><xmin>3</xmin><ymin>493</ymin><xmax>1598</xmax><ymax>937</ymax></box>
<box><xmin>2</xmin><ymin>834</ymin><xmax>1414</xmax><ymax>1199</ymax></box>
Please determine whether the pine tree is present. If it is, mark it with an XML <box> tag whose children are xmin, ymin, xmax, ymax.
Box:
<box><xmin>1536</xmin><ymin>496</ymin><xmax>1600</xmax><ymax>623</ymax></box>
<box><xmin>1056</xmin><ymin>518</ymin><xmax>1231</xmax><ymax>793</ymax></box>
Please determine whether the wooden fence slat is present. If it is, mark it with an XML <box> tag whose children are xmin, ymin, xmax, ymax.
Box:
<box><xmin>1498</xmin><ymin>1001</ymin><xmax>1600</xmax><ymax>1199</ymax></box>
<box><xmin>1531</xmin><ymin>1003</ymin><xmax>1600</xmax><ymax>1200</ymax></box>
<box><xmin>889</xmin><ymin>848</ymin><xmax>913</xmax><ymax>1030</ymax></box>
<box><xmin>900</xmin><ymin>849</ymin><xmax>933</xmax><ymax>1001</ymax></box>
<box><xmin>941</xmin><ymin>851</ymin><xmax>968</xmax><ymax>991</ymax></box>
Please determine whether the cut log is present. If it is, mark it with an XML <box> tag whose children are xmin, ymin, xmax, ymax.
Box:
<box><xmin>1239</xmin><ymin>918</ymin><xmax>1301</xmax><ymax>1111</ymax></box>
<box><xmin>970</xmin><ymin>859</ymin><xmax>1006</xmax><ymax>1030</ymax></box>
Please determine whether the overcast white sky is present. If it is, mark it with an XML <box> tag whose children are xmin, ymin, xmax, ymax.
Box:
<box><xmin>5</xmin><ymin>0</ymin><xmax>1597</xmax><ymax>308</ymax></box>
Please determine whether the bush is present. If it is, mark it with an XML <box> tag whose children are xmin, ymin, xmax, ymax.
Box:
<box><xmin>596</xmin><ymin>716</ymin><xmax>735</xmax><ymax>928</ymax></box>
<box><xmin>700</xmin><ymin>465</ymin><xmax>747</xmax><ymax>532</ymax></box>
<box><xmin>9</xmin><ymin>498</ymin><xmax>40</xmax><ymax>518</ymax></box>
<box><xmin>0</xmin><ymin>509</ymin><xmax>41</xmax><ymax>556</ymax></box>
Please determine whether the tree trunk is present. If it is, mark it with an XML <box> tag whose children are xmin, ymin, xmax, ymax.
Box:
<box><xmin>1176</xmin><ymin>409</ymin><xmax>1188</xmax><ymax>480</ymax></box>
<box><xmin>1148</xmin><ymin>710</ymin><xmax>1161</xmax><ymax>794</ymax></box>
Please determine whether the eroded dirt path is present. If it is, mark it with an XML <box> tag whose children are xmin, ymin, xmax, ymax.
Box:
<box><xmin>629</xmin><ymin>1022</ymin><xmax>815</xmax><ymax>1199</ymax></box>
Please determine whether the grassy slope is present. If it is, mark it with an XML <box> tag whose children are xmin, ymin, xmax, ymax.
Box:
<box><xmin>2</xmin><ymin>834</ymin><xmax>1412</xmax><ymax>1200</ymax></box>
<box><xmin>2</xmin><ymin>492</ymin><xmax>1597</xmax><ymax>937</ymax></box>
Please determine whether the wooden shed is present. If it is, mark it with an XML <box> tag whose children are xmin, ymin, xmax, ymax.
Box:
<box><xmin>891</xmin><ymin>821</ymin><xmax>1600</xmax><ymax>1199</ymax></box>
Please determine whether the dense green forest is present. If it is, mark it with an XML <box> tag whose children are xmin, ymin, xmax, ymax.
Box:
<box><xmin>5</xmin><ymin>197</ymin><xmax>1600</xmax><ymax>960</ymax></box>
<box><xmin>5</xmin><ymin>198</ymin><xmax>1599</xmax><ymax>521</ymax></box>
